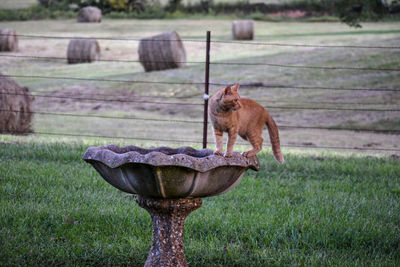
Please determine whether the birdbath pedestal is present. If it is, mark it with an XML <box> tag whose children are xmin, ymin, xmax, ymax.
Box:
<box><xmin>137</xmin><ymin>197</ymin><xmax>201</xmax><ymax>267</ymax></box>
<box><xmin>83</xmin><ymin>145</ymin><xmax>259</xmax><ymax>267</ymax></box>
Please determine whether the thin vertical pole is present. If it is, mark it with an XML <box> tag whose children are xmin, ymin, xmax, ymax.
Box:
<box><xmin>203</xmin><ymin>31</ymin><xmax>211</xmax><ymax>149</ymax></box>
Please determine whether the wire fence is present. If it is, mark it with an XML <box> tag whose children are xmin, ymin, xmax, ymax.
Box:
<box><xmin>2</xmin><ymin>90</ymin><xmax>399</xmax><ymax>105</ymax></box>
<box><xmin>3</xmin><ymin>108</ymin><xmax>400</xmax><ymax>134</ymax></box>
<box><xmin>4</xmin><ymin>33</ymin><xmax>400</xmax><ymax>49</ymax></box>
<box><xmin>2</xmin><ymin>54</ymin><xmax>400</xmax><ymax>72</ymax></box>
<box><xmin>1</xmin><ymin>91</ymin><xmax>400</xmax><ymax>112</ymax></box>
<box><xmin>1</xmin><ymin>31</ymin><xmax>399</xmax><ymax>153</ymax></box>
<box><xmin>3</xmin><ymin>74</ymin><xmax>400</xmax><ymax>92</ymax></box>
<box><xmin>5</xmin><ymin>129</ymin><xmax>400</xmax><ymax>152</ymax></box>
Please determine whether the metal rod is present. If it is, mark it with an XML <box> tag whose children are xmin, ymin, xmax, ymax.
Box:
<box><xmin>203</xmin><ymin>31</ymin><xmax>211</xmax><ymax>149</ymax></box>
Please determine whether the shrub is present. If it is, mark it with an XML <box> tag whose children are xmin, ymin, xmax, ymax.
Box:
<box><xmin>105</xmin><ymin>4</ymin><xmax>165</xmax><ymax>19</ymax></box>
<box><xmin>37</xmin><ymin>0</ymin><xmax>73</xmax><ymax>10</ymax></box>
<box><xmin>108</xmin><ymin>0</ymin><xmax>147</xmax><ymax>12</ymax></box>
<box><xmin>109</xmin><ymin>0</ymin><xmax>129</xmax><ymax>10</ymax></box>
<box><xmin>0</xmin><ymin>6</ymin><xmax>75</xmax><ymax>21</ymax></box>
<box><xmin>321</xmin><ymin>0</ymin><xmax>388</xmax><ymax>27</ymax></box>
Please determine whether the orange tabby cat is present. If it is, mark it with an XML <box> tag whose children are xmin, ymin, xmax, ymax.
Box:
<box><xmin>208</xmin><ymin>83</ymin><xmax>284</xmax><ymax>163</ymax></box>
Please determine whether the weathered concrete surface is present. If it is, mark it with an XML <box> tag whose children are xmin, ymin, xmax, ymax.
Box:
<box><xmin>137</xmin><ymin>196</ymin><xmax>202</xmax><ymax>267</ymax></box>
<box><xmin>83</xmin><ymin>145</ymin><xmax>259</xmax><ymax>199</ymax></box>
<box><xmin>83</xmin><ymin>145</ymin><xmax>260</xmax><ymax>267</ymax></box>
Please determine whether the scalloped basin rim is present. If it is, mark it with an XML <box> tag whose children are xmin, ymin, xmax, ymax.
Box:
<box><xmin>83</xmin><ymin>145</ymin><xmax>259</xmax><ymax>172</ymax></box>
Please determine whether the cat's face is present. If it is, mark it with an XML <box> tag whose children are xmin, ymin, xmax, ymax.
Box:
<box><xmin>220</xmin><ymin>84</ymin><xmax>242</xmax><ymax>111</ymax></box>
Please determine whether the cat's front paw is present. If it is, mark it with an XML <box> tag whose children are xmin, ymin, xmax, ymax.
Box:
<box><xmin>242</xmin><ymin>151</ymin><xmax>256</xmax><ymax>158</ymax></box>
<box><xmin>224</xmin><ymin>152</ymin><xmax>233</xmax><ymax>158</ymax></box>
<box><xmin>214</xmin><ymin>150</ymin><xmax>223</xmax><ymax>156</ymax></box>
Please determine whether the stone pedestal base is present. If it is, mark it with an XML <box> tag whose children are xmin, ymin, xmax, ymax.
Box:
<box><xmin>136</xmin><ymin>196</ymin><xmax>202</xmax><ymax>267</ymax></box>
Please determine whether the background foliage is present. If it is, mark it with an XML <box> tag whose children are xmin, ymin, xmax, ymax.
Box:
<box><xmin>1</xmin><ymin>0</ymin><xmax>397</xmax><ymax>26</ymax></box>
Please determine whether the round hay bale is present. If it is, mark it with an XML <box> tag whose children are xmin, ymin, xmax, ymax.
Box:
<box><xmin>0</xmin><ymin>29</ymin><xmax>18</xmax><ymax>52</ymax></box>
<box><xmin>67</xmin><ymin>39</ymin><xmax>100</xmax><ymax>64</ymax></box>
<box><xmin>138</xmin><ymin>31</ymin><xmax>186</xmax><ymax>72</ymax></box>
<box><xmin>232</xmin><ymin>20</ymin><xmax>254</xmax><ymax>40</ymax></box>
<box><xmin>77</xmin><ymin>6</ymin><xmax>102</xmax><ymax>23</ymax></box>
<box><xmin>0</xmin><ymin>73</ymin><xmax>34</xmax><ymax>134</ymax></box>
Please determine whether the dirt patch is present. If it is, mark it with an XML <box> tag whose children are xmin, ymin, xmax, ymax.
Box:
<box><xmin>34</xmin><ymin>85</ymin><xmax>134</xmax><ymax>112</ymax></box>
<box><xmin>269</xmin><ymin>10</ymin><xmax>307</xmax><ymax>19</ymax></box>
<box><xmin>363</xmin><ymin>142</ymin><xmax>381</xmax><ymax>147</ymax></box>
<box><xmin>33</xmin><ymin>85</ymin><xmax>201</xmax><ymax>117</ymax></box>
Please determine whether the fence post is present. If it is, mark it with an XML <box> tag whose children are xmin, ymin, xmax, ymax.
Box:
<box><xmin>203</xmin><ymin>31</ymin><xmax>211</xmax><ymax>149</ymax></box>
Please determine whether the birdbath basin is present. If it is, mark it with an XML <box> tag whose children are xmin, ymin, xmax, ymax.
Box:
<box><xmin>83</xmin><ymin>145</ymin><xmax>259</xmax><ymax>266</ymax></box>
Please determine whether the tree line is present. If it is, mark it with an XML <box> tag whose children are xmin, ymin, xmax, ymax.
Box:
<box><xmin>18</xmin><ymin>0</ymin><xmax>400</xmax><ymax>27</ymax></box>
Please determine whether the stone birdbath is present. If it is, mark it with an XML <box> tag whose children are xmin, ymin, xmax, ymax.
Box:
<box><xmin>83</xmin><ymin>145</ymin><xmax>259</xmax><ymax>267</ymax></box>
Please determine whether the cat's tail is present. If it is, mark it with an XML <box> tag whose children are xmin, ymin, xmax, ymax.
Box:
<box><xmin>265</xmin><ymin>113</ymin><xmax>284</xmax><ymax>164</ymax></box>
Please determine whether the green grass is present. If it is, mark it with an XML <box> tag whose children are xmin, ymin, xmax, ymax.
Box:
<box><xmin>1</xmin><ymin>142</ymin><xmax>399</xmax><ymax>266</ymax></box>
<box><xmin>0</xmin><ymin>0</ymin><xmax>37</xmax><ymax>10</ymax></box>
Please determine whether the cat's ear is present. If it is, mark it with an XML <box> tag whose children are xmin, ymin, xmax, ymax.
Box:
<box><xmin>223</xmin><ymin>86</ymin><xmax>232</xmax><ymax>95</ymax></box>
<box><xmin>232</xmin><ymin>83</ymin><xmax>240</xmax><ymax>92</ymax></box>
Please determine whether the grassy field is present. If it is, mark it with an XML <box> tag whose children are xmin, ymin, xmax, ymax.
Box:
<box><xmin>0</xmin><ymin>0</ymin><xmax>38</xmax><ymax>10</ymax></box>
<box><xmin>1</xmin><ymin>142</ymin><xmax>399</xmax><ymax>266</ymax></box>
<box><xmin>0</xmin><ymin>19</ymin><xmax>399</xmax><ymax>152</ymax></box>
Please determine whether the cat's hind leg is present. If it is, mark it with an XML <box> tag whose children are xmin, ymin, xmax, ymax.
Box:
<box><xmin>242</xmin><ymin>134</ymin><xmax>263</xmax><ymax>157</ymax></box>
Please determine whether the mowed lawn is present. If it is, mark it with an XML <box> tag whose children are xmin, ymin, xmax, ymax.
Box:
<box><xmin>0</xmin><ymin>142</ymin><xmax>399</xmax><ymax>266</ymax></box>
